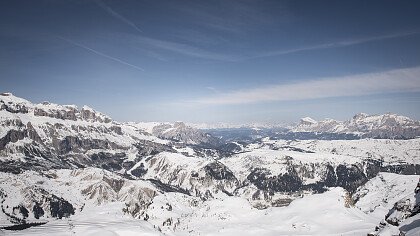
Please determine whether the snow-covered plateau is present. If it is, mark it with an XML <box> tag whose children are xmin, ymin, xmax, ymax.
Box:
<box><xmin>0</xmin><ymin>93</ymin><xmax>419</xmax><ymax>236</ymax></box>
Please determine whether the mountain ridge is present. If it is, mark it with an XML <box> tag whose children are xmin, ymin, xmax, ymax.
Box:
<box><xmin>293</xmin><ymin>112</ymin><xmax>420</xmax><ymax>139</ymax></box>
<box><xmin>0</xmin><ymin>93</ymin><xmax>419</xmax><ymax>235</ymax></box>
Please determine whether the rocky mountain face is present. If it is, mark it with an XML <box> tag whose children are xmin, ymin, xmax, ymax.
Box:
<box><xmin>0</xmin><ymin>93</ymin><xmax>244</xmax><ymax>226</ymax></box>
<box><xmin>292</xmin><ymin>113</ymin><xmax>420</xmax><ymax>139</ymax></box>
<box><xmin>361</xmin><ymin>176</ymin><xmax>420</xmax><ymax>236</ymax></box>
<box><xmin>0</xmin><ymin>93</ymin><xmax>232</xmax><ymax>173</ymax></box>
<box><xmin>0</xmin><ymin>93</ymin><xmax>419</xmax><ymax>235</ymax></box>
<box><xmin>151</xmin><ymin>121</ymin><xmax>220</xmax><ymax>145</ymax></box>
<box><xmin>0</xmin><ymin>93</ymin><xmax>111</xmax><ymax>123</ymax></box>
<box><xmin>380</xmin><ymin>182</ymin><xmax>420</xmax><ymax>233</ymax></box>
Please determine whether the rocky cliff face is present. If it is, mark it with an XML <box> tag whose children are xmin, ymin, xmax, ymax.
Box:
<box><xmin>152</xmin><ymin>121</ymin><xmax>221</xmax><ymax>146</ymax></box>
<box><xmin>0</xmin><ymin>168</ymin><xmax>163</xmax><ymax>224</ymax></box>
<box><xmin>366</xmin><ymin>178</ymin><xmax>420</xmax><ymax>236</ymax></box>
<box><xmin>0</xmin><ymin>94</ymin><xmax>243</xmax><ymax>225</ymax></box>
<box><xmin>0</xmin><ymin>93</ymin><xmax>211</xmax><ymax>175</ymax></box>
<box><xmin>0</xmin><ymin>93</ymin><xmax>112</xmax><ymax>123</ymax></box>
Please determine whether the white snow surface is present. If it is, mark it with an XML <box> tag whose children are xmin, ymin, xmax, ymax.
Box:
<box><xmin>4</xmin><ymin>203</ymin><xmax>163</xmax><ymax>236</ymax></box>
<box><xmin>354</xmin><ymin>172</ymin><xmax>419</xmax><ymax>219</ymax></box>
<box><xmin>1</xmin><ymin>187</ymin><xmax>381</xmax><ymax>236</ymax></box>
<box><xmin>265</xmin><ymin>138</ymin><xmax>420</xmax><ymax>164</ymax></box>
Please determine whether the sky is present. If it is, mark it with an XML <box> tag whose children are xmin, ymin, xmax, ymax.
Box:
<box><xmin>1</xmin><ymin>0</ymin><xmax>420</xmax><ymax>124</ymax></box>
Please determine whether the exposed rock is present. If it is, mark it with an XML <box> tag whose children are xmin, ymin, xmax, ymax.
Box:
<box><xmin>135</xmin><ymin>140</ymin><xmax>175</xmax><ymax>156</ymax></box>
<box><xmin>203</xmin><ymin>162</ymin><xmax>236</xmax><ymax>181</ymax></box>
<box><xmin>368</xmin><ymin>178</ymin><xmax>420</xmax><ymax>235</ymax></box>
<box><xmin>336</xmin><ymin>164</ymin><xmax>368</xmax><ymax>193</ymax></box>
<box><xmin>247</xmin><ymin>168</ymin><xmax>303</xmax><ymax>193</ymax></box>
<box><xmin>34</xmin><ymin>106</ymin><xmax>77</xmax><ymax>121</ymax></box>
<box><xmin>152</xmin><ymin>122</ymin><xmax>220</xmax><ymax>145</ymax></box>
<box><xmin>81</xmin><ymin>106</ymin><xmax>112</xmax><ymax>123</ymax></box>
<box><xmin>49</xmin><ymin>198</ymin><xmax>75</xmax><ymax>219</ymax></box>
<box><xmin>32</xmin><ymin>203</ymin><xmax>44</xmax><ymax>219</ymax></box>
<box><xmin>130</xmin><ymin>163</ymin><xmax>147</xmax><ymax>177</ymax></box>
<box><xmin>0</xmin><ymin>129</ymin><xmax>26</xmax><ymax>150</ymax></box>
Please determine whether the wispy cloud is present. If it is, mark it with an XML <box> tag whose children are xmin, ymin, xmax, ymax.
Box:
<box><xmin>94</xmin><ymin>0</ymin><xmax>143</xmax><ymax>33</ymax></box>
<box><xmin>121</xmin><ymin>34</ymin><xmax>240</xmax><ymax>62</ymax></box>
<box><xmin>81</xmin><ymin>27</ymin><xmax>418</xmax><ymax>63</ymax></box>
<box><xmin>196</xmin><ymin>66</ymin><xmax>420</xmax><ymax>105</ymax></box>
<box><xmin>251</xmin><ymin>30</ymin><xmax>420</xmax><ymax>59</ymax></box>
<box><xmin>137</xmin><ymin>30</ymin><xmax>419</xmax><ymax>62</ymax></box>
<box><xmin>205</xmin><ymin>86</ymin><xmax>219</xmax><ymax>93</ymax></box>
<box><xmin>173</xmin><ymin>0</ymin><xmax>291</xmax><ymax>36</ymax></box>
<box><xmin>57</xmin><ymin>36</ymin><xmax>145</xmax><ymax>71</ymax></box>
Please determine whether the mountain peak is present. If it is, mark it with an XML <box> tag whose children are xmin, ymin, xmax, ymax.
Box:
<box><xmin>174</xmin><ymin>121</ymin><xmax>186</xmax><ymax>128</ymax></box>
<box><xmin>293</xmin><ymin>112</ymin><xmax>420</xmax><ymax>138</ymax></box>
<box><xmin>300</xmin><ymin>117</ymin><xmax>317</xmax><ymax>125</ymax></box>
<box><xmin>0</xmin><ymin>92</ymin><xmax>30</xmax><ymax>103</ymax></box>
<box><xmin>0</xmin><ymin>93</ymin><xmax>112</xmax><ymax>123</ymax></box>
<box><xmin>0</xmin><ymin>92</ymin><xmax>13</xmax><ymax>96</ymax></box>
<box><xmin>352</xmin><ymin>113</ymin><xmax>369</xmax><ymax>120</ymax></box>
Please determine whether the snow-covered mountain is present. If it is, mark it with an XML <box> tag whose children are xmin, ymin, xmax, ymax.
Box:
<box><xmin>188</xmin><ymin>122</ymin><xmax>288</xmax><ymax>130</ymax></box>
<box><xmin>293</xmin><ymin>113</ymin><xmax>420</xmax><ymax>139</ymax></box>
<box><xmin>0</xmin><ymin>93</ymin><xmax>235</xmax><ymax>173</ymax></box>
<box><xmin>0</xmin><ymin>93</ymin><xmax>419</xmax><ymax>236</ymax></box>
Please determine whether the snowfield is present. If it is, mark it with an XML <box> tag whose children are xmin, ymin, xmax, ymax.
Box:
<box><xmin>2</xmin><ymin>183</ymin><xmax>414</xmax><ymax>236</ymax></box>
<box><xmin>1</xmin><ymin>170</ymin><xmax>418</xmax><ymax>236</ymax></box>
<box><xmin>4</xmin><ymin>203</ymin><xmax>163</xmax><ymax>236</ymax></box>
<box><xmin>173</xmin><ymin>188</ymin><xmax>377</xmax><ymax>236</ymax></box>
<box><xmin>0</xmin><ymin>188</ymin><xmax>376</xmax><ymax>236</ymax></box>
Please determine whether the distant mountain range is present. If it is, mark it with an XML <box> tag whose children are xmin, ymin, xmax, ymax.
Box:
<box><xmin>293</xmin><ymin>113</ymin><xmax>420</xmax><ymax>139</ymax></box>
<box><xmin>192</xmin><ymin>113</ymin><xmax>420</xmax><ymax>140</ymax></box>
<box><xmin>0</xmin><ymin>92</ymin><xmax>419</xmax><ymax>235</ymax></box>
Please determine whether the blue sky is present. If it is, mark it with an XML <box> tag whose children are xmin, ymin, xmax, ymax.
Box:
<box><xmin>1</xmin><ymin>0</ymin><xmax>420</xmax><ymax>123</ymax></box>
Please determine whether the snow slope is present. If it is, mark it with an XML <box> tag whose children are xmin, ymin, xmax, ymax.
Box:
<box><xmin>5</xmin><ymin>203</ymin><xmax>163</xmax><ymax>236</ymax></box>
<box><xmin>3</xmin><ymin>188</ymin><xmax>379</xmax><ymax>236</ymax></box>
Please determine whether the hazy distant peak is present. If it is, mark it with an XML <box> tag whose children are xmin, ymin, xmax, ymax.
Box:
<box><xmin>300</xmin><ymin>117</ymin><xmax>317</xmax><ymax>125</ymax></box>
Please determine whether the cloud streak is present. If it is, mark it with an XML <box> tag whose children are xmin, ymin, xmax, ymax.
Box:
<box><xmin>196</xmin><ymin>66</ymin><xmax>420</xmax><ymax>105</ymax></box>
<box><xmin>94</xmin><ymin>0</ymin><xmax>143</xmax><ymax>33</ymax></box>
<box><xmin>141</xmin><ymin>30</ymin><xmax>419</xmax><ymax>62</ymax></box>
<box><xmin>252</xmin><ymin>30</ymin><xmax>420</xmax><ymax>58</ymax></box>
<box><xmin>113</xmin><ymin>29</ymin><xmax>418</xmax><ymax>62</ymax></box>
<box><xmin>58</xmin><ymin>36</ymin><xmax>145</xmax><ymax>71</ymax></box>
<box><xmin>120</xmin><ymin>33</ymin><xmax>241</xmax><ymax>62</ymax></box>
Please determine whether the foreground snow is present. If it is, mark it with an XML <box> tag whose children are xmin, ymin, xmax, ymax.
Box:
<box><xmin>1</xmin><ymin>188</ymin><xmax>375</xmax><ymax>236</ymax></box>
<box><xmin>4</xmin><ymin>203</ymin><xmax>162</xmax><ymax>236</ymax></box>
<box><xmin>173</xmin><ymin>188</ymin><xmax>376</xmax><ymax>236</ymax></box>
<box><xmin>3</xmin><ymin>172</ymin><xmax>419</xmax><ymax>236</ymax></box>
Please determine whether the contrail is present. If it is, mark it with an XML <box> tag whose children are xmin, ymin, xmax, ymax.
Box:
<box><xmin>252</xmin><ymin>30</ymin><xmax>420</xmax><ymax>59</ymax></box>
<box><xmin>57</xmin><ymin>36</ymin><xmax>145</xmax><ymax>71</ymax></box>
<box><xmin>94</xmin><ymin>0</ymin><xmax>143</xmax><ymax>33</ymax></box>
